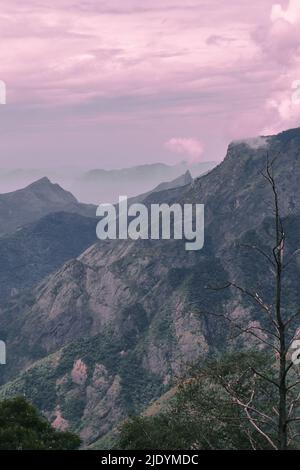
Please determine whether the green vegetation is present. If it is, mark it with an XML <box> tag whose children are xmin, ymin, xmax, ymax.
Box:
<box><xmin>119</xmin><ymin>348</ymin><xmax>165</xmax><ymax>412</ymax></box>
<box><xmin>115</xmin><ymin>352</ymin><xmax>279</xmax><ymax>450</ymax></box>
<box><xmin>0</xmin><ymin>325</ymin><xmax>165</xmax><ymax>436</ymax></box>
<box><xmin>0</xmin><ymin>397</ymin><xmax>81</xmax><ymax>450</ymax></box>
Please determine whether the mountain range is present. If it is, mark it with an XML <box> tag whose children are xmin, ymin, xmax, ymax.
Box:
<box><xmin>0</xmin><ymin>128</ymin><xmax>299</xmax><ymax>446</ymax></box>
<box><xmin>0</xmin><ymin>161</ymin><xmax>215</xmax><ymax>204</ymax></box>
<box><xmin>0</xmin><ymin>171</ymin><xmax>193</xmax><ymax>305</ymax></box>
<box><xmin>75</xmin><ymin>162</ymin><xmax>214</xmax><ymax>203</ymax></box>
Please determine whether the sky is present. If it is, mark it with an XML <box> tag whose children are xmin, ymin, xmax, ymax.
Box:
<box><xmin>0</xmin><ymin>0</ymin><xmax>300</xmax><ymax>168</ymax></box>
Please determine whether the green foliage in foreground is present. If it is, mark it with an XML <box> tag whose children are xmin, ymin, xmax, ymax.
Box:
<box><xmin>0</xmin><ymin>397</ymin><xmax>81</xmax><ymax>450</ymax></box>
<box><xmin>115</xmin><ymin>352</ymin><xmax>279</xmax><ymax>450</ymax></box>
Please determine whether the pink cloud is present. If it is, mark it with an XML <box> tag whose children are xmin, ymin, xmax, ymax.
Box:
<box><xmin>271</xmin><ymin>0</ymin><xmax>300</xmax><ymax>23</ymax></box>
<box><xmin>250</xmin><ymin>0</ymin><xmax>300</xmax><ymax>134</ymax></box>
<box><xmin>0</xmin><ymin>0</ymin><xmax>271</xmax><ymax>109</ymax></box>
<box><xmin>165</xmin><ymin>137</ymin><xmax>204</xmax><ymax>162</ymax></box>
<box><xmin>1</xmin><ymin>0</ymin><xmax>300</xmax><ymax>169</ymax></box>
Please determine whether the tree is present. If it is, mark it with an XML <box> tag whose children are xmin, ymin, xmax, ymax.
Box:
<box><xmin>203</xmin><ymin>155</ymin><xmax>300</xmax><ymax>450</ymax></box>
<box><xmin>115</xmin><ymin>352</ymin><xmax>280</xmax><ymax>450</ymax></box>
<box><xmin>0</xmin><ymin>397</ymin><xmax>81</xmax><ymax>450</ymax></box>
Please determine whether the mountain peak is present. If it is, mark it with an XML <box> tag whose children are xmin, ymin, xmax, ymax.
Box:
<box><xmin>228</xmin><ymin>127</ymin><xmax>300</xmax><ymax>154</ymax></box>
<box><xmin>25</xmin><ymin>177</ymin><xmax>77</xmax><ymax>203</ymax></box>
<box><xmin>183</xmin><ymin>169</ymin><xmax>193</xmax><ymax>182</ymax></box>
<box><xmin>274</xmin><ymin>126</ymin><xmax>300</xmax><ymax>145</ymax></box>
<box><xmin>28</xmin><ymin>176</ymin><xmax>52</xmax><ymax>188</ymax></box>
<box><xmin>229</xmin><ymin>136</ymin><xmax>269</xmax><ymax>151</ymax></box>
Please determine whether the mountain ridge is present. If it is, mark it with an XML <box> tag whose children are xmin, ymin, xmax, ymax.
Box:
<box><xmin>1</xmin><ymin>127</ymin><xmax>300</xmax><ymax>445</ymax></box>
<box><xmin>0</xmin><ymin>177</ymin><xmax>96</xmax><ymax>235</ymax></box>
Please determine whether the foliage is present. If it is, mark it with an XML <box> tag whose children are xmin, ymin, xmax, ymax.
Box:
<box><xmin>0</xmin><ymin>397</ymin><xmax>81</xmax><ymax>450</ymax></box>
<box><xmin>115</xmin><ymin>352</ymin><xmax>279</xmax><ymax>450</ymax></box>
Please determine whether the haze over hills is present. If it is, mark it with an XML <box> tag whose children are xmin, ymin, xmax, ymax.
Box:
<box><xmin>74</xmin><ymin>161</ymin><xmax>214</xmax><ymax>203</ymax></box>
<box><xmin>0</xmin><ymin>169</ymin><xmax>194</xmax><ymax>237</ymax></box>
<box><xmin>127</xmin><ymin>170</ymin><xmax>193</xmax><ymax>205</ymax></box>
<box><xmin>0</xmin><ymin>161</ymin><xmax>215</xmax><ymax>204</ymax></box>
<box><xmin>1</xmin><ymin>127</ymin><xmax>299</xmax><ymax>446</ymax></box>
<box><xmin>0</xmin><ymin>168</ymin><xmax>84</xmax><ymax>195</ymax></box>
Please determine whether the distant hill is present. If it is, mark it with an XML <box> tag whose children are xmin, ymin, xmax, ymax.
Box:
<box><xmin>0</xmin><ymin>177</ymin><xmax>95</xmax><ymax>235</ymax></box>
<box><xmin>72</xmin><ymin>162</ymin><xmax>214</xmax><ymax>203</ymax></box>
<box><xmin>0</xmin><ymin>162</ymin><xmax>215</xmax><ymax>204</ymax></box>
<box><xmin>0</xmin><ymin>169</ymin><xmax>196</xmax><ymax>303</ymax></box>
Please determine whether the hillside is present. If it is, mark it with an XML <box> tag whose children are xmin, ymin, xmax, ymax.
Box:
<box><xmin>0</xmin><ymin>212</ymin><xmax>97</xmax><ymax>304</ymax></box>
<box><xmin>0</xmin><ymin>128</ymin><xmax>300</xmax><ymax>445</ymax></box>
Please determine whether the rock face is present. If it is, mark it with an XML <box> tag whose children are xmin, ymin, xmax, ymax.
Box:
<box><xmin>0</xmin><ymin>177</ymin><xmax>95</xmax><ymax>235</ymax></box>
<box><xmin>1</xmin><ymin>127</ymin><xmax>300</xmax><ymax>445</ymax></box>
<box><xmin>0</xmin><ymin>211</ymin><xmax>97</xmax><ymax>304</ymax></box>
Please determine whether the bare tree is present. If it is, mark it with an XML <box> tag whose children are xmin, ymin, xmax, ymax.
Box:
<box><xmin>202</xmin><ymin>155</ymin><xmax>300</xmax><ymax>450</ymax></box>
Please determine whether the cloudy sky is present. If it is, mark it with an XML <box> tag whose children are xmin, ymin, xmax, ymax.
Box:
<box><xmin>0</xmin><ymin>0</ymin><xmax>300</xmax><ymax>168</ymax></box>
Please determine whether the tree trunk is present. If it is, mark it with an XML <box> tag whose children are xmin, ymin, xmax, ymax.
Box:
<box><xmin>275</xmin><ymin>192</ymin><xmax>287</xmax><ymax>450</ymax></box>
